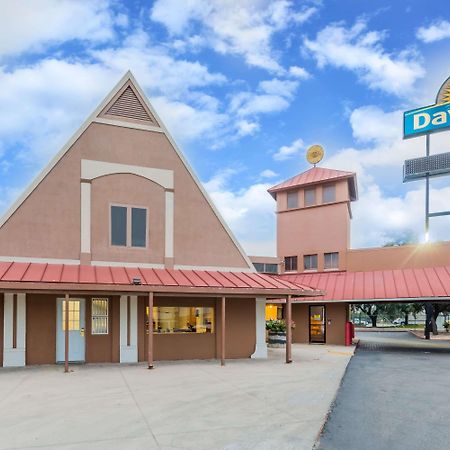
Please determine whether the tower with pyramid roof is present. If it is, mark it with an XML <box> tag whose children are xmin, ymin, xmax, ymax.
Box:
<box><xmin>268</xmin><ymin>166</ymin><xmax>358</xmax><ymax>273</ymax></box>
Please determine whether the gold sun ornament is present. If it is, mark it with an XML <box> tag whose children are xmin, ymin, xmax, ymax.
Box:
<box><xmin>436</xmin><ymin>76</ymin><xmax>450</xmax><ymax>104</ymax></box>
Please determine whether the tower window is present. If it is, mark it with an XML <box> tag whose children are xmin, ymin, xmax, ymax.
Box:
<box><xmin>111</xmin><ymin>205</ymin><xmax>147</xmax><ymax>248</ymax></box>
<box><xmin>304</xmin><ymin>188</ymin><xmax>316</xmax><ymax>206</ymax></box>
<box><xmin>284</xmin><ymin>256</ymin><xmax>298</xmax><ymax>272</ymax></box>
<box><xmin>324</xmin><ymin>252</ymin><xmax>339</xmax><ymax>270</ymax></box>
<box><xmin>287</xmin><ymin>190</ymin><xmax>298</xmax><ymax>209</ymax></box>
<box><xmin>323</xmin><ymin>184</ymin><xmax>336</xmax><ymax>203</ymax></box>
<box><xmin>304</xmin><ymin>254</ymin><xmax>318</xmax><ymax>271</ymax></box>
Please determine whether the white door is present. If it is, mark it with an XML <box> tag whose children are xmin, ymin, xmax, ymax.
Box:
<box><xmin>56</xmin><ymin>298</ymin><xmax>86</xmax><ymax>362</ymax></box>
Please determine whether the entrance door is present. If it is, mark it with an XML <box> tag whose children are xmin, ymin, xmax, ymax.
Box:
<box><xmin>56</xmin><ymin>298</ymin><xmax>86</xmax><ymax>362</ymax></box>
<box><xmin>309</xmin><ymin>305</ymin><xmax>326</xmax><ymax>343</ymax></box>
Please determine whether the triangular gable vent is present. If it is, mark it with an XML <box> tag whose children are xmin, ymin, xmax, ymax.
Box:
<box><xmin>102</xmin><ymin>85</ymin><xmax>158</xmax><ymax>125</ymax></box>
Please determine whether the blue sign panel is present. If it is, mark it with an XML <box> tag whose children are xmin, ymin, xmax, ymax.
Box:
<box><xmin>404</xmin><ymin>102</ymin><xmax>450</xmax><ymax>138</ymax></box>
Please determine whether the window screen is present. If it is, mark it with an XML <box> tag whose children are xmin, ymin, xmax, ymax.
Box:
<box><xmin>111</xmin><ymin>206</ymin><xmax>127</xmax><ymax>246</ymax></box>
<box><xmin>284</xmin><ymin>256</ymin><xmax>297</xmax><ymax>271</ymax></box>
<box><xmin>323</xmin><ymin>184</ymin><xmax>336</xmax><ymax>203</ymax></box>
<box><xmin>304</xmin><ymin>254</ymin><xmax>318</xmax><ymax>270</ymax></box>
<box><xmin>304</xmin><ymin>188</ymin><xmax>316</xmax><ymax>206</ymax></box>
<box><xmin>324</xmin><ymin>252</ymin><xmax>339</xmax><ymax>270</ymax></box>
<box><xmin>91</xmin><ymin>298</ymin><xmax>109</xmax><ymax>335</ymax></box>
<box><xmin>132</xmin><ymin>207</ymin><xmax>147</xmax><ymax>247</ymax></box>
<box><xmin>287</xmin><ymin>190</ymin><xmax>298</xmax><ymax>209</ymax></box>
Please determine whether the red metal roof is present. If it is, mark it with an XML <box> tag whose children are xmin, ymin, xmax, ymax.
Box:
<box><xmin>0</xmin><ymin>261</ymin><xmax>314</xmax><ymax>297</ymax></box>
<box><xmin>268</xmin><ymin>167</ymin><xmax>356</xmax><ymax>197</ymax></box>
<box><xmin>279</xmin><ymin>267</ymin><xmax>450</xmax><ymax>302</ymax></box>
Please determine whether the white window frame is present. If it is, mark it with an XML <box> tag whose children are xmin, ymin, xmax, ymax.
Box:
<box><xmin>324</xmin><ymin>252</ymin><xmax>339</xmax><ymax>270</ymax></box>
<box><xmin>322</xmin><ymin>183</ymin><xmax>336</xmax><ymax>204</ymax></box>
<box><xmin>110</xmin><ymin>203</ymin><xmax>149</xmax><ymax>249</ymax></box>
<box><xmin>91</xmin><ymin>298</ymin><xmax>109</xmax><ymax>335</ymax></box>
<box><xmin>287</xmin><ymin>190</ymin><xmax>298</xmax><ymax>209</ymax></box>
<box><xmin>303</xmin><ymin>254</ymin><xmax>318</xmax><ymax>271</ymax></box>
<box><xmin>304</xmin><ymin>188</ymin><xmax>316</xmax><ymax>207</ymax></box>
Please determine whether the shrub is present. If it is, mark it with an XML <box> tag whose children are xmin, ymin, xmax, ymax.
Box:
<box><xmin>266</xmin><ymin>319</ymin><xmax>286</xmax><ymax>333</ymax></box>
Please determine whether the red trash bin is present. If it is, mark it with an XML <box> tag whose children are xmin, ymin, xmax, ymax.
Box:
<box><xmin>345</xmin><ymin>321</ymin><xmax>353</xmax><ymax>346</ymax></box>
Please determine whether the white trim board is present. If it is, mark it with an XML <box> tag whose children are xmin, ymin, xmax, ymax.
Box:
<box><xmin>0</xmin><ymin>256</ymin><xmax>80</xmax><ymax>265</ymax></box>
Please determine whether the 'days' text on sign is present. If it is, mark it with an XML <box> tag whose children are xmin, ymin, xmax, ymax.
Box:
<box><xmin>404</xmin><ymin>102</ymin><xmax>450</xmax><ymax>138</ymax></box>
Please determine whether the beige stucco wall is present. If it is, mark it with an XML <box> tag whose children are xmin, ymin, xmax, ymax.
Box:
<box><xmin>292</xmin><ymin>302</ymin><xmax>348</xmax><ymax>346</ymax></box>
<box><xmin>0</xmin><ymin>123</ymin><xmax>249</xmax><ymax>268</ymax></box>
<box><xmin>277</xmin><ymin>201</ymin><xmax>350</xmax><ymax>272</ymax></box>
<box><xmin>347</xmin><ymin>241</ymin><xmax>450</xmax><ymax>271</ymax></box>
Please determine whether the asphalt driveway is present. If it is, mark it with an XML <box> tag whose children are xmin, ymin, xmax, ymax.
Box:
<box><xmin>316</xmin><ymin>331</ymin><xmax>450</xmax><ymax>450</ymax></box>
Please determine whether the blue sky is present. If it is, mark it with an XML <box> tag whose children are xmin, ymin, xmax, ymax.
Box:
<box><xmin>0</xmin><ymin>0</ymin><xmax>449</xmax><ymax>255</ymax></box>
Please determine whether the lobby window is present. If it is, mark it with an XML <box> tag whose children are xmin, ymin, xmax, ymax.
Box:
<box><xmin>324</xmin><ymin>252</ymin><xmax>339</xmax><ymax>270</ymax></box>
<box><xmin>287</xmin><ymin>190</ymin><xmax>298</xmax><ymax>209</ymax></box>
<box><xmin>304</xmin><ymin>188</ymin><xmax>316</xmax><ymax>206</ymax></box>
<box><xmin>111</xmin><ymin>205</ymin><xmax>147</xmax><ymax>248</ymax></box>
<box><xmin>304</xmin><ymin>254</ymin><xmax>318</xmax><ymax>271</ymax></box>
<box><xmin>91</xmin><ymin>298</ymin><xmax>109</xmax><ymax>335</ymax></box>
<box><xmin>284</xmin><ymin>256</ymin><xmax>297</xmax><ymax>272</ymax></box>
<box><xmin>323</xmin><ymin>184</ymin><xmax>336</xmax><ymax>203</ymax></box>
<box><xmin>150</xmin><ymin>306</ymin><xmax>214</xmax><ymax>334</ymax></box>
<box><xmin>253</xmin><ymin>263</ymin><xmax>278</xmax><ymax>274</ymax></box>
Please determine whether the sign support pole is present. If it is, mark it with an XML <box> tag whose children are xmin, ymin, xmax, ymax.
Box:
<box><xmin>425</xmin><ymin>133</ymin><xmax>430</xmax><ymax>241</ymax></box>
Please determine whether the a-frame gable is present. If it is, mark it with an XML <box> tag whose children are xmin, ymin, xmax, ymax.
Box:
<box><xmin>0</xmin><ymin>71</ymin><xmax>254</xmax><ymax>271</ymax></box>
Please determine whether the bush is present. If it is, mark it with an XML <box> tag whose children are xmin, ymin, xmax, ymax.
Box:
<box><xmin>444</xmin><ymin>321</ymin><xmax>449</xmax><ymax>332</ymax></box>
<box><xmin>266</xmin><ymin>319</ymin><xmax>286</xmax><ymax>333</ymax></box>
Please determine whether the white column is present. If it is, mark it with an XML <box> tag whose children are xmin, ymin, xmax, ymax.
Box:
<box><xmin>120</xmin><ymin>295</ymin><xmax>138</xmax><ymax>363</ymax></box>
<box><xmin>3</xmin><ymin>293</ymin><xmax>26</xmax><ymax>367</ymax></box>
<box><xmin>80</xmin><ymin>181</ymin><xmax>91</xmax><ymax>254</ymax></box>
<box><xmin>165</xmin><ymin>191</ymin><xmax>174</xmax><ymax>258</ymax></box>
<box><xmin>251</xmin><ymin>297</ymin><xmax>268</xmax><ymax>359</ymax></box>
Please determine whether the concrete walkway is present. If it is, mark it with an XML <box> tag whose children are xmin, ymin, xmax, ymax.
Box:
<box><xmin>0</xmin><ymin>344</ymin><xmax>354</xmax><ymax>450</ymax></box>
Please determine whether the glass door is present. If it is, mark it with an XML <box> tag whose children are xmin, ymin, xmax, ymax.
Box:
<box><xmin>309</xmin><ymin>305</ymin><xmax>326</xmax><ymax>344</ymax></box>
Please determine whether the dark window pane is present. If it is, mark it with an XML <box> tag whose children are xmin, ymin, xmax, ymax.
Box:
<box><xmin>111</xmin><ymin>206</ymin><xmax>127</xmax><ymax>246</ymax></box>
<box><xmin>324</xmin><ymin>252</ymin><xmax>339</xmax><ymax>269</ymax></box>
<box><xmin>132</xmin><ymin>207</ymin><xmax>147</xmax><ymax>247</ymax></box>
<box><xmin>304</xmin><ymin>254</ymin><xmax>318</xmax><ymax>270</ymax></box>
<box><xmin>284</xmin><ymin>256</ymin><xmax>297</xmax><ymax>271</ymax></box>
<box><xmin>287</xmin><ymin>190</ymin><xmax>298</xmax><ymax>209</ymax></box>
<box><xmin>253</xmin><ymin>263</ymin><xmax>265</xmax><ymax>272</ymax></box>
<box><xmin>264</xmin><ymin>264</ymin><xmax>278</xmax><ymax>274</ymax></box>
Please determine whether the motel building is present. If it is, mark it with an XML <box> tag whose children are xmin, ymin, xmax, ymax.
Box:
<box><xmin>1</xmin><ymin>72</ymin><xmax>450</xmax><ymax>370</ymax></box>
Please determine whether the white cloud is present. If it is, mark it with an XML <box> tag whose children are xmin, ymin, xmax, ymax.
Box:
<box><xmin>235</xmin><ymin>120</ymin><xmax>260</xmax><ymax>136</ymax></box>
<box><xmin>304</xmin><ymin>20</ymin><xmax>425</xmax><ymax>95</ymax></box>
<box><xmin>0</xmin><ymin>0</ymin><xmax>121</xmax><ymax>57</ymax></box>
<box><xmin>151</xmin><ymin>0</ymin><xmax>318</xmax><ymax>73</ymax></box>
<box><xmin>288</xmin><ymin>65</ymin><xmax>310</xmax><ymax>79</ymax></box>
<box><xmin>417</xmin><ymin>20</ymin><xmax>450</xmax><ymax>43</ymax></box>
<box><xmin>273</xmin><ymin>138</ymin><xmax>305</xmax><ymax>161</ymax></box>
<box><xmin>0</xmin><ymin>32</ymin><xmax>230</xmax><ymax>167</ymax></box>
<box><xmin>229</xmin><ymin>76</ymin><xmax>300</xmax><ymax>118</ymax></box>
<box><xmin>260</xmin><ymin>169</ymin><xmax>278</xmax><ymax>178</ymax></box>
<box><xmin>325</xmin><ymin>105</ymin><xmax>450</xmax><ymax>247</ymax></box>
<box><xmin>203</xmin><ymin>169</ymin><xmax>276</xmax><ymax>256</ymax></box>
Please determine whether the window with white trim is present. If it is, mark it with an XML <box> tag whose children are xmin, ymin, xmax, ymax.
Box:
<box><xmin>324</xmin><ymin>252</ymin><xmax>339</xmax><ymax>270</ymax></box>
<box><xmin>323</xmin><ymin>184</ymin><xmax>336</xmax><ymax>203</ymax></box>
<box><xmin>304</xmin><ymin>254</ymin><xmax>318</xmax><ymax>271</ymax></box>
<box><xmin>287</xmin><ymin>190</ymin><xmax>298</xmax><ymax>209</ymax></box>
<box><xmin>91</xmin><ymin>298</ymin><xmax>109</xmax><ymax>335</ymax></box>
<box><xmin>304</xmin><ymin>188</ymin><xmax>316</xmax><ymax>206</ymax></box>
<box><xmin>111</xmin><ymin>205</ymin><xmax>147</xmax><ymax>248</ymax></box>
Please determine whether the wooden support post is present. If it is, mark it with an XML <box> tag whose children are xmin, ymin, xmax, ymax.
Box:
<box><xmin>148</xmin><ymin>292</ymin><xmax>154</xmax><ymax>369</ymax></box>
<box><xmin>221</xmin><ymin>296</ymin><xmax>226</xmax><ymax>366</ymax></box>
<box><xmin>64</xmin><ymin>293</ymin><xmax>70</xmax><ymax>373</ymax></box>
<box><xmin>286</xmin><ymin>295</ymin><xmax>292</xmax><ymax>364</ymax></box>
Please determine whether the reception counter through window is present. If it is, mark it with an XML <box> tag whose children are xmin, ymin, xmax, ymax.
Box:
<box><xmin>147</xmin><ymin>306</ymin><xmax>214</xmax><ymax>334</ymax></box>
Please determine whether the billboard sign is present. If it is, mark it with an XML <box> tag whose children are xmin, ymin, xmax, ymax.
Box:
<box><xmin>403</xmin><ymin>76</ymin><xmax>450</xmax><ymax>139</ymax></box>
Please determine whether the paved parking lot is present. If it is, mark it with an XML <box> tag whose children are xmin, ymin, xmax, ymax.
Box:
<box><xmin>0</xmin><ymin>344</ymin><xmax>354</xmax><ymax>450</ymax></box>
<box><xmin>316</xmin><ymin>331</ymin><xmax>450</xmax><ymax>450</ymax></box>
